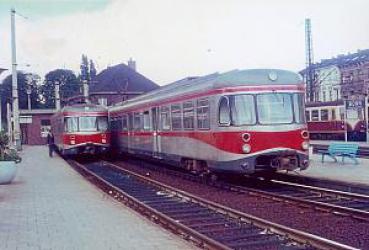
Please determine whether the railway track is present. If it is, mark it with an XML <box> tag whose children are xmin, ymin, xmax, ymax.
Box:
<box><xmin>114</xmin><ymin>157</ymin><xmax>369</xmax><ymax>221</ymax></box>
<box><xmin>69</xmin><ymin>159</ymin><xmax>357</xmax><ymax>250</ymax></box>
<box><xmin>236</xmin><ymin>179</ymin><xmax>369</xmax><ymax>221</ymax></box>
<box><xmin>272</xmin><ymin>172</ymin><xmax>369</xmax><ymax>196</ymax></box>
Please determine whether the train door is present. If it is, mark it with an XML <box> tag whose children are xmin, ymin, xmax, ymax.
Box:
<box><xmin>127</xmin><ymin>113</ymin><xmax>134</xmax><ymax>153</ymax></box>
<box><xmin>151</xmin><ymin>107</ymin><xmax>161</xmax><ymax>158</ymax></box>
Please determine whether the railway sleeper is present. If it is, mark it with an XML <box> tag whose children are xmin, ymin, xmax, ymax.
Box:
<box><xmin>171</xmin><ymin>211</ymin><xmax>218</xmax><ymax>220</ymax></box>
<box><xmin>181</xmin><ymin>217</ymin><xmax>227</xmax><ymax>226</ymax></box>
<box><xmin>151</xmin><ymin>203</ymin><xmax>200</xmax><ymax>211</ymax></box>
<box><xmin>144</xmin><ymin>199</ymin><xmax>183</xmax><ymax>206</ymax></box>
<box><xmin>226</xmin><ymin>235</ymin><xmax>283</xmax><ymax>249</ymax></box>
<box><xmin>216</xmin><ymin>231</ymin><xmax>267</xmax><ymax>242</ymax></box>
<box><xmin>163</xmin><ymin>207</ymin><xmax>210</xmax><ymax>216</ymax></box>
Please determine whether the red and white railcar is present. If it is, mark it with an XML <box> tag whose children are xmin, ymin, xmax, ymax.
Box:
<box><xmin>51</xmin><ymin>104</ymin><xmax>110</xmax><ymax>156</ymax></box>
<box><xmin>109</xmin><ymin>69</ymin><xmax>309</xmax><ymax>176</ymax></box>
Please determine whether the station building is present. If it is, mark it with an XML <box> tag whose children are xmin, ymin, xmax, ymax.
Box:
<box><xmin>18</xmin><ymin>61</ymin><xmax>159</xmax><ymax>145</ymax></box>
<box><xmin>301</xmin><ymin>49</ymin><xmax>369</xmax><ymax>103</ymax></box>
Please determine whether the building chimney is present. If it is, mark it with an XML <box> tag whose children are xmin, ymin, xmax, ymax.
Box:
<box><xmin>128</xmin><ymin>58</ymin><xmax>136</xmax><ymax>71</ymax></box>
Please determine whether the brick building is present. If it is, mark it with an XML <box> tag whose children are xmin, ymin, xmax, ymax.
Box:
<box><xmin>19</xmin><ymin>109</ymin><xmax>56</xmax><ymax>145</ymax></box>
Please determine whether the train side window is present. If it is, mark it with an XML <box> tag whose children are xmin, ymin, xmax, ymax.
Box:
<box><xmin>183</xmin><ymin>101</ymin><xmax>194</xmax><ymax>130</ymax></box>
<box><xmin>331</xmin><ymin>109</ymin><xmax>336</xmax><ymax>121</ymax></box>
<box><xmin>143</xmin><ymin>111</ymin><xmax>150</xmax><ymax>131</ymax></box>
<box><xmin>305</xmin><ymin>111</ymin><xmax>310</xmax><ymax>122</ymax></box>
<box><xmin>197</xmin><ymin>99</ymin><xmax>210</xmax><ymax>130</ymax></box>
<box><xmin>321</xmin><ymin>109</ymin><xmax>329</xmax><ymax>121</ymax></box>
<box><xmin>133</xmin><ymin>112</ymin><xmax>142</xmax><ymax>131</ymax></box>
<box><xmin>161</xmin><ymin>106</ymin><xmax>171</xmax><ymax>130</ymax></box>
<box><xmin>122</xmin><ymin>115</ymin><xmax>128</xmax><ymax>131</ymax></box>
<box><xmin>218</xmin><ymin>96</ymin><xmax>230</xmax><ymax>125</ymax></box>
<box><xmin>339</xmin><ymin>107</ymin><xmax>345</xmax><ymax>120</ymax></box>
<box><xmin>171</xmin><ymin>104</ymin><xmax>182</xmax><ymax>130</ymax></box>
<box><xmin>311</xmin><ymin>110</ymin><xmax>319</xmax><ymax>121</ymax></box>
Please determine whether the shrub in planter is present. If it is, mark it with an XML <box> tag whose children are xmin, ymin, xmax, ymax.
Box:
<box><xmin>0</xmin><ymin>131</ymin><xmax>21</xmax><ymax>184</ymax></box>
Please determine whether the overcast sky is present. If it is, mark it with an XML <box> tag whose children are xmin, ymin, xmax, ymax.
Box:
<box><xmin>0</xmin><ymin>0</ymin><xmax>368</xmax><ymax>85</ymax></box>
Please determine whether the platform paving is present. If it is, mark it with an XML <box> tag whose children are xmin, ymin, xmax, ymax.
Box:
<box><xmin>285</xmin><ymin>147</ymin><xmax>369</xmax><ymax>186</ymax></box>
<box><xmin>0</xmin><ymin>146</ymin><xmax>195</xmax><ymax>250</ymax></box>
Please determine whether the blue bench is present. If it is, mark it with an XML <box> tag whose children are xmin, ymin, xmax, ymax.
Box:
<box><xmin>320</xmin><ymin>143</ymin><xmax>359</xmax><ymax>164</ymax></box>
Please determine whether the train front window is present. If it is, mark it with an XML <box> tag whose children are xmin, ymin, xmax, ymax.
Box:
<box><xmin>230</xmin><ymin>95</ymin><xmax>256</xmax><ymax>125</ymax></box>
<box><xmin>293</xmin><ymin>94</ymin><xmax>306</xmax><ymax>123</ymax></box>
<box><xmin>65</xmin><ymin>117</ymin><xmax>78</xmax><ymax>132</ymax></box>
<box><xmin>256</xmin><ymin>94</ymin><xmax>293</xmax><ymax>124</ymax></box>
<box><xmin>79</xmin><ymin>116</ymin><xmax>97</xmax><ymax>131</ymax></box>
<box><xmin>97</xmin><ymin>117</ymin><xmax>108</xmax><ymax>131</ymax></box>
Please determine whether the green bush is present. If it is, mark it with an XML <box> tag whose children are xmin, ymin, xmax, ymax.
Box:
<box><xmin>0</xmin><ymin>131</ymin><xmax>21</xmax><ymax>163</ymax></box>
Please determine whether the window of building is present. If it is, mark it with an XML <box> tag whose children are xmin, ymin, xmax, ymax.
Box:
<box><xmin>98</xmin><ymin>97</ymin><xmax>108</xmax><ymax>106</ymax></box>
<box><xmin>218</xmin><ymin>96</ymin><xmax>230</xmax><ymax>125</ymax></box>
<box><xmin>143</xmin><ymin>111</ymin><xmax>150</xmax><ymax>130</ymax></box>
<box><xmin>197</xmin><ymin>99</ymin><xmax>210</xmax><ymax>129</ymax></box>
<box><xmin>320</xmin><ymin>109</ymin><xmax>329</xmax><ymax>121</ymax></box>
<box><xmin>171</xmin><ymin>104</ymin><xmax>182</xmax><ymax>130</ymax></box>
<box><xmin>183</xmin><ymin>101</ymin><xmax>194</xmax><ymax>130</ymax></box>
<box><xmin>160</xmin><ymin>106</ymin><xmax>171</xmax><ymax>130</ymax></box>
<box><xmin>41</xmin><ymin>119</ymin><xmax>51</xmax><ymax>126</ymax></box>
<box><xmin>311</xmin><ymin>110</ymin><xmax>319</xmax><ymax>121</ymax></box>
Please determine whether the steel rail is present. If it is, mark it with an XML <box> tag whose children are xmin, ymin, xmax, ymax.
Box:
<box><xmin>222</xmin><ymin>180</ymin><xmax>369</xmax><ymax>222</ymax></box>
<box><xmin>110</xmin><ymin>158</ymin><xmax>369</xmax><ymax>221</ymax></box>
<box><xmin>100</xmin><ymin>160</ymin><xmax>358</xmax><ymax>250</ymax></box>
<box><xmin>70</xmin><ymin>160</ymin><xmax>231</xmax><ymax>250</ymax></box>
<box><xmin>271</xmin><ymin>179</ymin><xmax>369</xmax><ymax>200</ymax></box>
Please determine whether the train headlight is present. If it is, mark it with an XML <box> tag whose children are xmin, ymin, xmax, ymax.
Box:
<box><xmin>301</xmin><ymin>130</ymin><xmax>309</xmax><ymax>139</ymax></box>
<box><xmin>301</xmin><ymin>141</ymin><xmax>309</xmax><ymax>150</ymax></box>
<box><xmin>242</xmin><ymin>133</ymin><xmax>251</xmax><ymax>143</ymax></box>
<box><xmin>70</xmin><ymin>140</ymin><xmax>76</xmax><ymax>145</ymax></box>
<box><xmin>102</xmin><ymin>138</ymin><xmax>106</xmax><ymax>144</ymax></box>
<box><xmin>242</xmin><ymin>144</ymin><xmax>251</xmax><ymax>153</ymax></box>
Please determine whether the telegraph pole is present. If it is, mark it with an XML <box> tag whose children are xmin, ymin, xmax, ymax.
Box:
<box><xmin>11</xmin><ymin>8</ymin><xmax>21</xmax><ymax>150</ymax></box>
<box><xmin>305</xmin><ymin>18</ymin><xmax>314</xmax><ymax>102</ymax></box>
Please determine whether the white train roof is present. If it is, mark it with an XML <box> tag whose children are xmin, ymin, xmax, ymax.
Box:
<box><xmin>109</xmin><ymin>69</ymin><xmax>303</xmax><ymax>112</ymax></box>
<box><xmin>62</xmin><ymin>103</ymin><xmax>108</xmax><ymax>113</ymax></box>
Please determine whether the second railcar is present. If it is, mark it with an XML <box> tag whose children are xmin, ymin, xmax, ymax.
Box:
<box><xmin>51</xmin><ymin>104</ymin><xmax>110</xmax><ymax>156</ymax></box>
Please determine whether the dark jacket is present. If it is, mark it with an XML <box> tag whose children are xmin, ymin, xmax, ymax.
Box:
<box><xmin>47</xmin><ymin>133</ymin><xmax>54</xmax><ymax>145</ymax></box>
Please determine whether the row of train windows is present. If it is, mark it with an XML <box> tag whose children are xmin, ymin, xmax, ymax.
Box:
<box><xmin>110</xmin><ymin>99</ymin><xmax>210</xmax><ymax>131</ymax></box>
<box><xmin>305</xmin><ymin>109</ymin><xmax>344</xmax><ymax>122</ymax></box>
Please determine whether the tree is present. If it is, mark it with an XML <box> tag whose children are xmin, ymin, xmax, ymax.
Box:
<box><xmin>40</xmin><ymin>69</ymin><xmax>81</xmax><ymax>108</ymax></box>
<box><xmin>0</xmin><ymin>71</ymin><xmax>41</xmax><ymax>127</ymax></box>
<box><xmin>80</xmin><ymin>54</ymin><xmax>89</xmax><ymax>82</ymax></box>
<box><xmin>90</xmin><ymin>59</ymin><xmax>97</xmax><ymax>79</ymax></box>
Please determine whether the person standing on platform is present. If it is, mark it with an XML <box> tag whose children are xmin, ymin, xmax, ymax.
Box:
<box><xmin>47</xmin><ymin>130</ymin><xmax>55</xmax><ymax>157</ymax></box>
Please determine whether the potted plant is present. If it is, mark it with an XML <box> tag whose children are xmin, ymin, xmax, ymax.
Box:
<box><xmin>0</xmin><ymin>131</ymin><xmax>21</xmax><ymax>184</ymax></box>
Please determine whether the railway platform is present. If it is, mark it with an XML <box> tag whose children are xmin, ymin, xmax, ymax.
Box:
<box><xmin>0</xmin><ymin>146</ymin><xmax>194</xmax><ymax>250</ymax></box>
<box><xmin>310</xmin><ymin>140</ymin><xmax>369</xmax><ymax>157</ymax></box>
<box><xmin>285</xmin><ymin>146</ymin><xmax>369</xmax><ymax>186</ymax></box>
